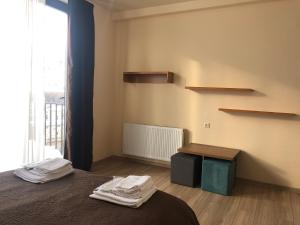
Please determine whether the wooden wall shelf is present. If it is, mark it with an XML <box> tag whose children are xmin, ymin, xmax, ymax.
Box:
<box><xmin>178</xmin><ymin>143</ymin><xmax>240</xmax><ymax>161</ymax></box>
<box><xmin>185</xmin><ymin>86</ymin><xmax>254</xmax><ymax>92</ymax></box>
<box><xmin>219</xmin><ymin>108</ymin><xmax>297</xmax><ymax>117</ymax></box>
<box><xmin>123</xmin><ymin>72</ymin><xmax>174</xmax><ymax>83</ymax></box>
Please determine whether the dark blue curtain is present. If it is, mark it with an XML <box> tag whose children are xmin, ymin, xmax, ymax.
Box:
<box><xmin>65</xmin><ymin>0</ymin><xmax>95</xmax><ymax>171</ymax></box>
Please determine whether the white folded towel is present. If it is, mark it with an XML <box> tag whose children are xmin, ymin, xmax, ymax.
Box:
<box><xmin>90</xmin><ymin>186</ymin><xmax>156</xmax><ymax>208</ymax></box>
<box><xmin>91</xmin><ymin>175</ymin><xmax>157</xmax><ymax>207</ymax></box>
<box><xmin>114</xmin><ymin>175</ymin><xmax>152</xmax><ymax>193</ymax></box>
<box><xmin>98</xmin><ymin>177</ymin><xmax>124</xmax><ymax>193</ymax></box>
<box><xmin>97</xmin><ymin>176</ymin><xmax>155</xmax><ymax>199</ymax></box>
<box><xmin>24</xmin><ymin>158</ymin><xmax>71</xmax><ymax>174</ymax></box>
<box><xmin>14</xmin><ymin>164</ymin><xmax>74</xmax><ymax>183</ymax></box>
<box><xmin>113</xmin><ymin>180</ymin><xmax>154</xmax><ymax>199</ymax></box>
<box><xmin>15</xmin><ymin>158</ymin><xmax>74</xmax><ymax>184</ymax></box>
<box><xmin>112</xmin><ymin>175</ymin><xmax>154</xmax><ymax>198</ymax></box>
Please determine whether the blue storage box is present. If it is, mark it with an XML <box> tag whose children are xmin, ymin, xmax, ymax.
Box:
<box><xmin>201</xmin><ymin>158</ymin><xmax>236</xmax><ymax>196</ymax></box>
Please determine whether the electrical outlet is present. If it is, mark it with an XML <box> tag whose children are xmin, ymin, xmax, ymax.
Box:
<box><xmin>204</xmin><ymin>122</ymin><xmax>211</xmax><ymax>128</ymax></box>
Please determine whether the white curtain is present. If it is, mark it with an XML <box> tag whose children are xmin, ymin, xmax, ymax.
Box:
<box><xmin>0</xmin><ymin>0</ymin><xmax>47</xmax><ymax>172</ymax></box>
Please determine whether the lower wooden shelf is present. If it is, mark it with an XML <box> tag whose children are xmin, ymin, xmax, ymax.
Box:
<box><xmin>219</xmin><ymin>108</ymin><xmax>297</xmax><ymax>117</ymax></box>
<box><xmin>185</xmin><ymin>86</ymin><xmax>254</xmax><ymax>92</ymax></box>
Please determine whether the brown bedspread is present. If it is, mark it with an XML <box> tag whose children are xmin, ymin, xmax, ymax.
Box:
<box><xmin>0</xmin><ymin>170</ymin><xmax>200</xmax><ymax>225</ymax></box>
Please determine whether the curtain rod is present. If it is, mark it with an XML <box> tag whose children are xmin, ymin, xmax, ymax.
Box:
<box><xmin>60</xmin><ymin>0</ymin><xmax>114</xmax><ymax>10</ymax></box>
<box><xmin>86</xmin><ymin>0</ymin><xmax>114</xmax><ymax>9</ymax></box>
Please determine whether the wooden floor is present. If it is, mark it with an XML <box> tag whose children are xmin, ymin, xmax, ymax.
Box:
<box><xmin>92</xmin><ymin>156</ymin><xmax>300</xmax><ymax>225</ymax></box>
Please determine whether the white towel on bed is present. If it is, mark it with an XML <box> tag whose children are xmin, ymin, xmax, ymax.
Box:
<box><xmin>24</xmin><ymin>158</ymin><xmax>71</xmax><ymax>174</ymax></box>
<box><xmin>112</xmin><ymin>175</ymin><xmax>154</xmax><ymax>199</ymax></box>
<box><xmin>98</xmin><ymin>177</ymin><xmax>124</xmax><ymax>193</ymax></box>
<box><xmin>91</xmin><ymin>175</ymin><xmax>157</xmax><ymax>208</ymax></box>
<box><xmin>90</xmin><ymin>186</ymin><xmax>156</xmax><ymax>208</ymax></box>
<box><xmin>97</xmin><ymin>176</ymin><xmax>155</xmax><ymax>199</ymax></box>
<box><xmin>15</xmin><ymin>158</ymin><xmax>74</xmax><ymax>183</ymax></box>
<box><xmin>114</xmin><ymin>175</ymin><xmax>152</xmax><ymax>192</ymax></box>
<box><xmin>14</xmin><ymin>164</ymin><xmax>74</xmax><ymax>183</ymax></box>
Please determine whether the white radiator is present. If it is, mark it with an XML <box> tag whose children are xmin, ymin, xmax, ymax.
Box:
<box><xmin>123</xmin><ymin>123</ymin><xmax>184</xmax><ymax>161</ymax></box>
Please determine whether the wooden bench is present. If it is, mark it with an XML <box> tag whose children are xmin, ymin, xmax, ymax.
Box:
<box><xmin>176</xmin><ymin>143</ymin><xmax>241</xmax><ymax>195</ymax></box>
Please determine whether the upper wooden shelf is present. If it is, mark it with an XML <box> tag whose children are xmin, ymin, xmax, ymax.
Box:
<box><xmin>178</xmin><ymin>143</ymin><xmax>241</xmax><ymax>161</ymax></box>
<box><xmin>185</xmin><ymin>86</ymin><xmax>254</xmax><ymax>92</ymax></box>
<box><xmin>219</xmin><ymin>108</ymin><xmax>297</xmax><ymax>117</ymax></box>
<box><xmin>123</xmin><ymin>72</ymin><xmax>174</xmax><ymax>83</ymax></box>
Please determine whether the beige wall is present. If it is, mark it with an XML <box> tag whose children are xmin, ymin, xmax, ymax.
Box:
<box><xmin>93</xmin><ymin>4</ymin><xmax>116</xmax><ymax>161</ymax></box>
<box><xmin>113</xmin><ymin>0</ymin><xmax>300</xmax><ymax>188</ymax></box>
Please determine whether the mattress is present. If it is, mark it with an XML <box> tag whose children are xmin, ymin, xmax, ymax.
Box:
<box><xmin>0</xmin><ymin>169</ymin><xmax>200</xmax><ymax>225</ymax></box>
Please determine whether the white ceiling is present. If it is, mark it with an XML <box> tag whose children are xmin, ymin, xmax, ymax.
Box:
<box><xmin>95</xmin><ymin>0</ymin><xmax>195</xmax><ymax>11</ymax></box>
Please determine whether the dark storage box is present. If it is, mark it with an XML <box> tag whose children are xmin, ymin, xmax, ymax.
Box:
<box><xmin>171</xmin><ymin>153</ymin><xmax>202</xmax><ymax>187</ymax></box>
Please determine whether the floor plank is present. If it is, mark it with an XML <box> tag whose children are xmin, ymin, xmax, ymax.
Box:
<box><xmin>92</xmin><ymin>156</ymin><xmax>299</xmax><ymax>225</ymax></box>
<box><xmin>290</xmin><ymin>191</ymin><xmax>300</xmax><ymax>225</ymax></box>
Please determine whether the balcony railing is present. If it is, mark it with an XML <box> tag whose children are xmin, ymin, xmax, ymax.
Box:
<box><xmin>45</xmin><ymin>93</ymin><xmax>65</xmax><ymax>153</ymax></box>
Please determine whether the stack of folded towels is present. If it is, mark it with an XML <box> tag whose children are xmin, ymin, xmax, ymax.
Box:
<box><xmin>90</xmin><ymin>175</ymin><xmax>157</xmax><ymax>208</ymax></box>
<box><xmin>14</xmin><ymin>158</ymin><xmax>74</xmax><ymax>183</ymax></box>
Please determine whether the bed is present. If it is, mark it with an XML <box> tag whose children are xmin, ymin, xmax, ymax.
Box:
<box><xmin>0</xmin><ymin>170</ymin><xmax>200</xmax><ymax>225</ymax></box>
